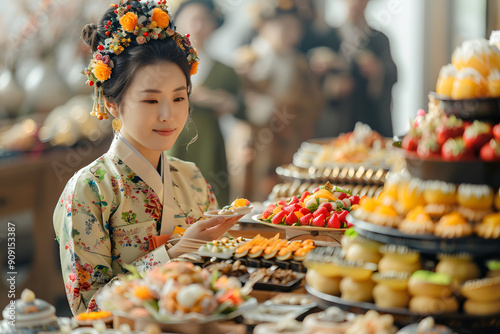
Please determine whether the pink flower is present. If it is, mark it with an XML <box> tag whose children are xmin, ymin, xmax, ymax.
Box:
<box><xmin>144</xmin><ymin>191</ymin><xmax>162</xmax><ymax>220</ymax></box>
<box><xmin>95</xmin><ymin>53</ymin><xmax>103</xmax><ymax>60</ymax></box>
<box><xmin>102</xmin><ymin>55</ymin><xmax>110</xmax><ymax>64</ymax></box>
<box><xmin>136</xmin><ymin>36</ymin><xmax>147</xmax><ymax>44</ymax></box>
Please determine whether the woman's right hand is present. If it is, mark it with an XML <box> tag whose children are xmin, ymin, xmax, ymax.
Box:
<box><xmin>167</xmin><ymin>215</ymin><xmax>242</xmax><ymax>258</ymax></box>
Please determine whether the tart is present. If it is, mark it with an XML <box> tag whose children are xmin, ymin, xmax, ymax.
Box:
<box><xmin>340</xmin><ymin>276</ymin><xmax>375</xmax><ymax>303</ymax></box>
<box><xmin>463</xmin><ymin>298</ymin><xmax>500</xmax><ymax>315</ymax></box>
<box><xmin>409</xmin><ymin>295</ymin><xmax>458</xmax><ymax>314</ymax></box>
<box><xmin>371</xmin><ymin>204</ymin><xmax>402</xmax><ymax>228</ymax></box>
<box><xmin>435</xmin><ymin>253</ymin><xmax>480</xmax><ymax>284</ymax></box>
<box><xmin>475</xmin><ymin>212</ymin><xmax>500</xmax><ymax>239</ymax></box>
<box><xmin>378</xmin><ymin>245</ymin><xmax>421</xmax><ymax>274</ymax></box>
<box><xmin>423</xmin><ymin>180</ymin><xmax>457</xmax><ymax>219</ymax></box>
<box><xmin>344</xmin><ymin>236</ymin><xmax>382</xmax><ymax>264</ymax></box>
<box><xmin>398</xmin><ymin>206</ymin><xmax>435</xmax><ymax>235</ymax></box>
<box><xmin>373</xmin><ymin>283</ymin><xmax>410</xmax><ymax>309</ymax></box>
<box><xmin>397</xmin><ymin>178</ymin><xmax>427</xmax><ymax>213</ymax></box>
<box><xmin>457</xmin><ymin>184</ymin><xmax>493</xmax><ymax>221</ymax></box>
<box><xmin>461</xmin><ymin>276</ymin><xmax>500</xmax><ymax>302</ymax></box>
<box><xmin>408</xmin><ymin>270</ymin><xmax>453</xmax><ymax>299</ymax></box>
<box><xmin>306</xmin><ymin>269</ymin><xmax>341</xmax><ymax>295</ymax></box>
<box><xmin>434</xmin><ymin>212</ymin><xmax>472</xmax><ymax>238</ymax></box>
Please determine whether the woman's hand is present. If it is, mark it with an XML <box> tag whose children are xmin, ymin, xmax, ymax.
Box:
<box><xmin>167</xmin><ymin>215</ymin><xmax>242</xmax><ymax>258</ymax></box>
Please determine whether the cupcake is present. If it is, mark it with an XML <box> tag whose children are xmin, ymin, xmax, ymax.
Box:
<box><xmin>436</xmin><ymin>64</ymin><xmax>457</xmax><ymax>96</ymax></box>
<box><xmin>1</xmin><ymin>289</ymin><xmax>59</xmax><ymax>333</ymax></box>
<box><xmin>434</xmin><ymin>212</ymin><xmax>473</xmax><ymax>238</ymax></box>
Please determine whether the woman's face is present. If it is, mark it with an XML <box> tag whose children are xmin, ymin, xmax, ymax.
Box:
<box><xmin>175</xmin><ymin>3</ymin><xmax>216</xmax><ymax>49</ymax></box>
<box><xmin>115</xmin><ymin>62</ymin><xmax>189</xmax><ymax>156</ymax></box>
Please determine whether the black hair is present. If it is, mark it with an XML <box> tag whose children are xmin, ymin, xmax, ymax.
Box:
<box><xmin>175</xmin><ymin>0</ymin><xmax>224</xmax><ymax>29</ymax></box>
<box><xmin>81</xmin><ymin>7</ymin><xmax>192</xmax><ymax>105</ymax></box>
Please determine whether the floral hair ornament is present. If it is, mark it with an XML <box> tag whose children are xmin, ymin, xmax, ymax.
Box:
<box><xmin>82</xmin><ymin>0</ymin><xmax>199</xmax><ymax>120</ymax></box>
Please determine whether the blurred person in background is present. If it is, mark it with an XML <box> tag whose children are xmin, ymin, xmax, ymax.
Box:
<box><xmin>308</xmin><ymin>0</ymin><xmax>397</xmax><ymax>138</ymax></box>
<box><xmin>235</xmin><ymin>0</ymin><xmax>322</xmax><ymax>201</ymax></box>
<box><xmin>168</xmin><ymin>0</ymin><xmax>245</xmax><ymax>205</ymax></box>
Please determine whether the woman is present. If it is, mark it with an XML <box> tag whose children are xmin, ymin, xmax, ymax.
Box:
<box><xmin>168</xmin><ymin>0</ymin><xmax>245</xmax><ymax>205</ymax></box>
<box><xmin>53</xmin><ymin>1</ymin><xmax>241</xmax><ymax>315</ymax></box>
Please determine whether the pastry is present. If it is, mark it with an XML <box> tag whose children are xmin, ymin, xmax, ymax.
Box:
<box><xmin>457</xmin><ymin>184</ymin><xmax>493</xmax><ymax>221</ymax></box>
<box><xmin>463</xmin><ymin>298</ymin><xmax>500</xmax><ymax>315</ymax></box>
<box><xmin>409</xmin><ymin>295</ymin><xmax>458</xmax><ymax>314</ymax></box>
<box><xmin>303</xmin><ymin>307</ymin><xmax>353</xmax><ymax>333</ymax></box>
<box><xmin>344</xmin><ymin>236</ymin><xmax>382</xmax><ymax>264</ymax></box>
<box><xmin>397</xmin><ymin>317</ymin><xmax>454</xmax><ymax>334</ymax></box>
<box><xmin>434</xmin><ymin>212</ymin><xmax>472</xmax><ymax>238</ymax></box>
<box><xmin>340</xmin><ymin>276</ymin><xmax>375</xmax><ymax>303</ymax></box>
<box><xmin>460</xmin><ymin>276</ymin><xmax>500</xmax><ymax>302</ymax></box>
<box><xmin>436</xmin><ymin>64</ymin><xmax>457</xmax><ymax>96</ymax></box>
<box><xmin>397</xmin><ymin>178</ymin><xmax>427</xmax><ymax>213</ymax></box>
<box><xmin>371</xmin><ymin>204</ymin><xmax>402</xmax><ymax>228</ymax></box>
<box><xmin>372</xmin><ymin>283</ymin><xmax>410</xmax><ymax>309</ymax></box>
<box><xmin>494</xmin><ymin>187</ymin><xmax>500</xmax><ymax>210</ymax></box>
<box><xmin>372</xmin><ymin>271</ymin><xmax>410</xmax><ymax>291</ymax></box>
<box><xmin>398</xmin><ymin>205</ymin><xmax>435</xmax><ymax>235</ymax></box>
<box><xmin>378</xmin><ymin>245</ymin><xmax>421</xmax><ymax>274</ymax></box>
<box><xmin>435</xmin><ymin>253</ymin><xmax>480</xmax><ymax>284</ymax></box>
<box><xmin>488</xmin><ymin>68</ymin><xmax>500</xmax><ymax>96</ymax></box>
<box><xmin>216</xmin><ymin>198</ymin><xmax>252</xmax><ymax>215</ymax></box>
<box><xmin>423</xmin><ymin>180</ymin><xmax>457</xmax><ymax>219</ymax></box>
<box><xmin>451</xmin><ymin>67</ymin><xmax>487</xmax><ymax>99</ymax></box>
<box><xmin>346</xmin><ymin>310</ymin><xmax>397</xmax><ymax>334</ymax></box>
<box><xmin>408</xmin><ymin>270</ymin><xmax>453</xmax><ymax>299</ymax></box>
<box><xmin>306</xmin><ymin>269</ymin><xmax>341</xmax><ymax>296</ymax></box>
<box><xmin>475</xmin><ymin>212</ymin><xmax>500</xmax><ymax>239</ymax></box>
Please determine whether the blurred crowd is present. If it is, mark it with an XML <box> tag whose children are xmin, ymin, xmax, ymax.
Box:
<box><xmin>0</xmin><ymin>0</ymin><xmax>398</xmax><ymax>203</ymax></box>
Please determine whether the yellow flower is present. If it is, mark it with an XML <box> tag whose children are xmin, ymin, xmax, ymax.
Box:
<box><xmin>93</xmin><ymin>61</ymin><xmax>112</xmax><ymax>81</ymax></box>
<box><xmin>152</xmin><ymin>8</ymin><xmax>169</xmax><ymax>28</ymax></box>
<box><xmin>190</xmin><ymin>61</ymin><xmax>199</xmax><ymax>76</ymax></box>
<box><xmin>119</xmin><ymin>12</ymin><xmax>139</xmax><ymax>32</ymax></box>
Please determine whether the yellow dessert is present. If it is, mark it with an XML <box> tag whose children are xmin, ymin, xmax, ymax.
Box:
<box><xmin>436</xmin><ymin>64</ymin><xmax>457</xmax><ymax>96</ymax></box>
<box><xmin>378</xmin><ymin>245</ymin><xmax>421</xmax><ymax>274</ymax></box>
<box><xmin>451</xmin><ymin>67</ymin><xmax>487</xmax><ymax>99</ymax></box>
<box><xmin>435</xmin><ymin>253</ymin><xmax>480</xmax><ymax>284</ymax></box>
<box><xmin>434</xmin><ymin>212</ymin><xmax>473</xmax><ymax>238</ymax></box>
<box><xmin>488</xmin><ymin>69</ymin><xmax>500</xmax><ymax>96</ymax></box>
<box><xmin>476</xmin><ymin>213</ymin><xmax>500</xmax><ymax>239</ymax></box>
<box><xmin>398</xmin><ymin>178</ymin><xmax>426</xmax><ymax>213</ymax></box>
<box><xmin>398</xmin><ymin>205</ymin><xmax>435</xmax><ymax>235</ymax></box>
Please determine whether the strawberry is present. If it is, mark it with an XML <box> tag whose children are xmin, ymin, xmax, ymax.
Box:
<box><xmin>349</xmin><ymin>195</ymin><xmax>360</xmax><ymax>205</ymax></box>
<box><xmin>494</xmin><ymin>123</ymin><xmax>500</xmax><ymax>141</ymax></box>
<box><xmin>271</xmin><ymin>211</ymin><xmax>286</xmax><ymax>224</ymax></box>
<box><xmin>441</xmin><ymin>137</ymin><xmax>474</xmax><ymax>161</ymax></box>
<box><xmin>299</xmin><ymin>213</ymin><xmax>313</xmax><ymax>225</ymax></box>
<box><xmin>318</xmin><ymin>202</ymin><xmax>334</xmax><ymax>212</ymax></box>
<box><xmin>338</xmin><ymin>210</ymin><xmax>349</xmax><ymax>223</ymax></box>
<box><xmin>299</xmin><ymin>207</ymin><xmax>310</xmax><ymax>215</ymax></box>
<box><xmin>313</xmin><ymin>207</ymin><xmax>329</xmax><ymax>218</ymax></box>
<box><xmin>277</xmin><ymin>200</ymin><xmax>287</xmax><ymax>206</ymax></box>
<box><xmin>417</xmin><ymin>134</ymin><xmax>441</xmax><ymax>159</ymax></box>
<box><xmin>436</xmin><ymin>116</ymin><xmax>465</xmax><ymax>145</ymax></box>
<box><xmin>285</xmin><ymin>212</ymin><xmax>298</xmax><ymax>225</ymax></box>
<box><xmin>479</xmin><ymin>139</ymin><xmax>500</xmax><ymax>161</ymax></box>
<box><xmin>266</xmin><ymin>203</ymin><xmax>276</xmax><ymax>211</ymax></box>
<box><xmin>261</xmin><ymin>210</ymin><xmax>272</xmax><ymax>219</ymax></box>
<box><xmin>311</xmin><ymin>215</ymin><xmax>326</xmax><ymax>227</ymax></box>
<box><xmin>327</xmin><ymin>213</ymin><xmax>341</xmax><ymax>228</ymax></box>
<box><xmin>289</xmin><ymin>196</ymin><xmax>299</xmax><ymax>204</ymax></box>
<box><xmin>463</xmin><ymin>120</ymin><xmax>493</xmax><ymax>151</ymax></box>
<box><xmin>300</xmin><ymin>191</ymin><xmax>310</xmax><ymax>202</ymax></box>
<box><xmin>401</xmin><ymin>135</ymin><xmax>419</xmax><ymax>151</ymax></box>
<box><xmin>284</xmin><ymin>204</ymin><xmax>301</xmax><ymax>214</ymax></box>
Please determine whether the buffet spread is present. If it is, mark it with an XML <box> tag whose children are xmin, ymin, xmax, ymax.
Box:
<box><xmin>3</xmin><ymin>35</ymin><xmax>500</xmax><ymax>334</ymax></box>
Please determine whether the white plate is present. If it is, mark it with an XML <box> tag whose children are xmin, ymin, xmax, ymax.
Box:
<box><xmin>204</xmin><ymin>206</ymin><xmax>254</xmax><ymax>217</ymax></box>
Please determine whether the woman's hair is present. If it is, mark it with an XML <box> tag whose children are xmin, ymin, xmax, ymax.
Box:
<box><xmin>175</xmin><ymin>0</ymin><xmax>224</xmax><ymax>29</ymax></box>
<box><xmin>81</xmin><ymin>7</ymin><xmax>192</xmax><ymax>105</ymax></box>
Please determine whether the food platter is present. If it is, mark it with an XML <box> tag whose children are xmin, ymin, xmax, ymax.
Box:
<box><xmin>204</xmin><ymin>206</ymin><xmax>254</xmax><ymax>217</ymax></box>
<box><xmin>252</xmin><ymin>215</ymin><xmax>348</xmax><ymax>233</ymax></box>
<box><xmin>306</xmin><ymin>284</ymin><xmax>500</xmax><ymax>333</ymax></box>
<box><xmin>405</xmin><ymin>152</ymin><xmax>500</xmax><ymax>188</ymax></box>
<box><xmin>347</xmin><ymin>213</ymin><xmax>500</xmax><ymax>256</ymax></box>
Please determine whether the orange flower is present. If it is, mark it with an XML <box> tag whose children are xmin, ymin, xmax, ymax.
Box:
<box><xmin>152</xmin><ymin>8</ymin><xmax>169</xmax><ymax>28</ymax></box>
<box><xmin>190</xmin><ymin>61</ymin><xmax>199</xmax><ymax>76</ymax></box>
<box><xmin>119</xmin><ymin>12</ymin><xmax>138</xmax><ymax>32</ymax></box>
<box><xmin>93</xmin><ymin>61</ymin><xmax>112</xmax><ymax>81</ymax></box>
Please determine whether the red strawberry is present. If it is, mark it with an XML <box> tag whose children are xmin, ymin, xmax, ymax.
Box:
<box><xmin>327</xmin><ymin>213</ymin><xmax>341</xmax><ymax>228</ymax></box>
<box><xmin>285</xmin><ymin>212</ymin><xmax>298</xmax><ymax>225</ymax></box>
<box><xmin>299</xmin><ymin>207</ymin><xmax>310</xmax><ymax>215</ymax></box>
<box><xmin>300</xmin><ymin>191</ymin><xmax>310</xmax><ymax>202</ymax></box>
<box><xmin>289</xmin><ymin>196</ymin><xmax>299</xmax><ymax>204</ymax></box>
<box><xmin>266</xmin><ymin>203</ymin><xmax>276</xmax><ymax>211</ymax></box>
<box><xmin>417</xmin><ymin>135</ymin><xmax>441</xmax><ymax>159</ymax></box>
<box><xmin>436</xmin><ymin>117</ymin><xmax>465</xmax><ymax>145</ymax></box>
<box><xmin>271</xmin><ymin>211</ymin><xmax>286</xmax><ymax>224</ymax></box>
<box><xmin>319</xmin><ymin>202</ymin><xmax>334</xmax><ymax>212</ymax></box>
<box><xmin>261</xmin><ymin>210</ymin><xmax>272</xmax><ymax>219</ymax></box>
<box><xmin>441</xmin><ymin>137</ymin><xmax>474</xmax><ymax>161</ymax></box>
<box><xmin>284</xmin><ymin>204</ymin><xmax>301</xmax><ymax>214</ymax></box>
<box><xmin>313</xmin><ymin>207</ymin><xmax>329</xmax><ymax>218</ymax></box>
<box><xmin>278</xmin><ymin>200</ymin><xmax>287</xmax><ymax>206</ymax></box>
<box><xmin>299</xmin><ymin>213</ymin><xmax>313</xmax><ymax>226</ymax></box>
<box><xmin>349</xmin><ymin>195</ymin><xmax>360</xmax><ymax>205</ymax></box>
<box><xmin>338</xmin><ymin>210</ymin><xmax>349</xmax><ymax>223</ymax></box>
<box><xmin>463</xmin><ymin>120</ymin><xmax>493</xmax><ymax>151</ymax></box>
<box><xmin>493</xmin><ymin>123</ymin><xmax>500</xmax><ymax>141</ymax></box>
<box><xmin>401</xmin><ymin>134</ymin><xmax>419</xmax><ymax>151</ymax></box>
<box><xmin>336</xmin><ymin>192</ymin><xmax>347</xmax><ymax>200</ymax></box>
<box><xmin>311</xmin><ymin>215</ymin><xmax>326</xmax><ymax>227</ymax></box>
<box><xmin>479</xmin><ymin>139</ymin><xmax>500</xmax><ymax>161</ymax></box>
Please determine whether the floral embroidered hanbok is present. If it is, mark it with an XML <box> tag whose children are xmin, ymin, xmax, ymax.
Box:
<box><xmin>53</xmin><ymin>134</ymin><xmax>218</xmax><ymax>315</ymax></box>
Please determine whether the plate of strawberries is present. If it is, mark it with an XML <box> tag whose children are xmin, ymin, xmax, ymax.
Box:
<box><xmin>253</xmin><ymin>182</ymin><xmax>361</xmax><ymax>231</ymax></box>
